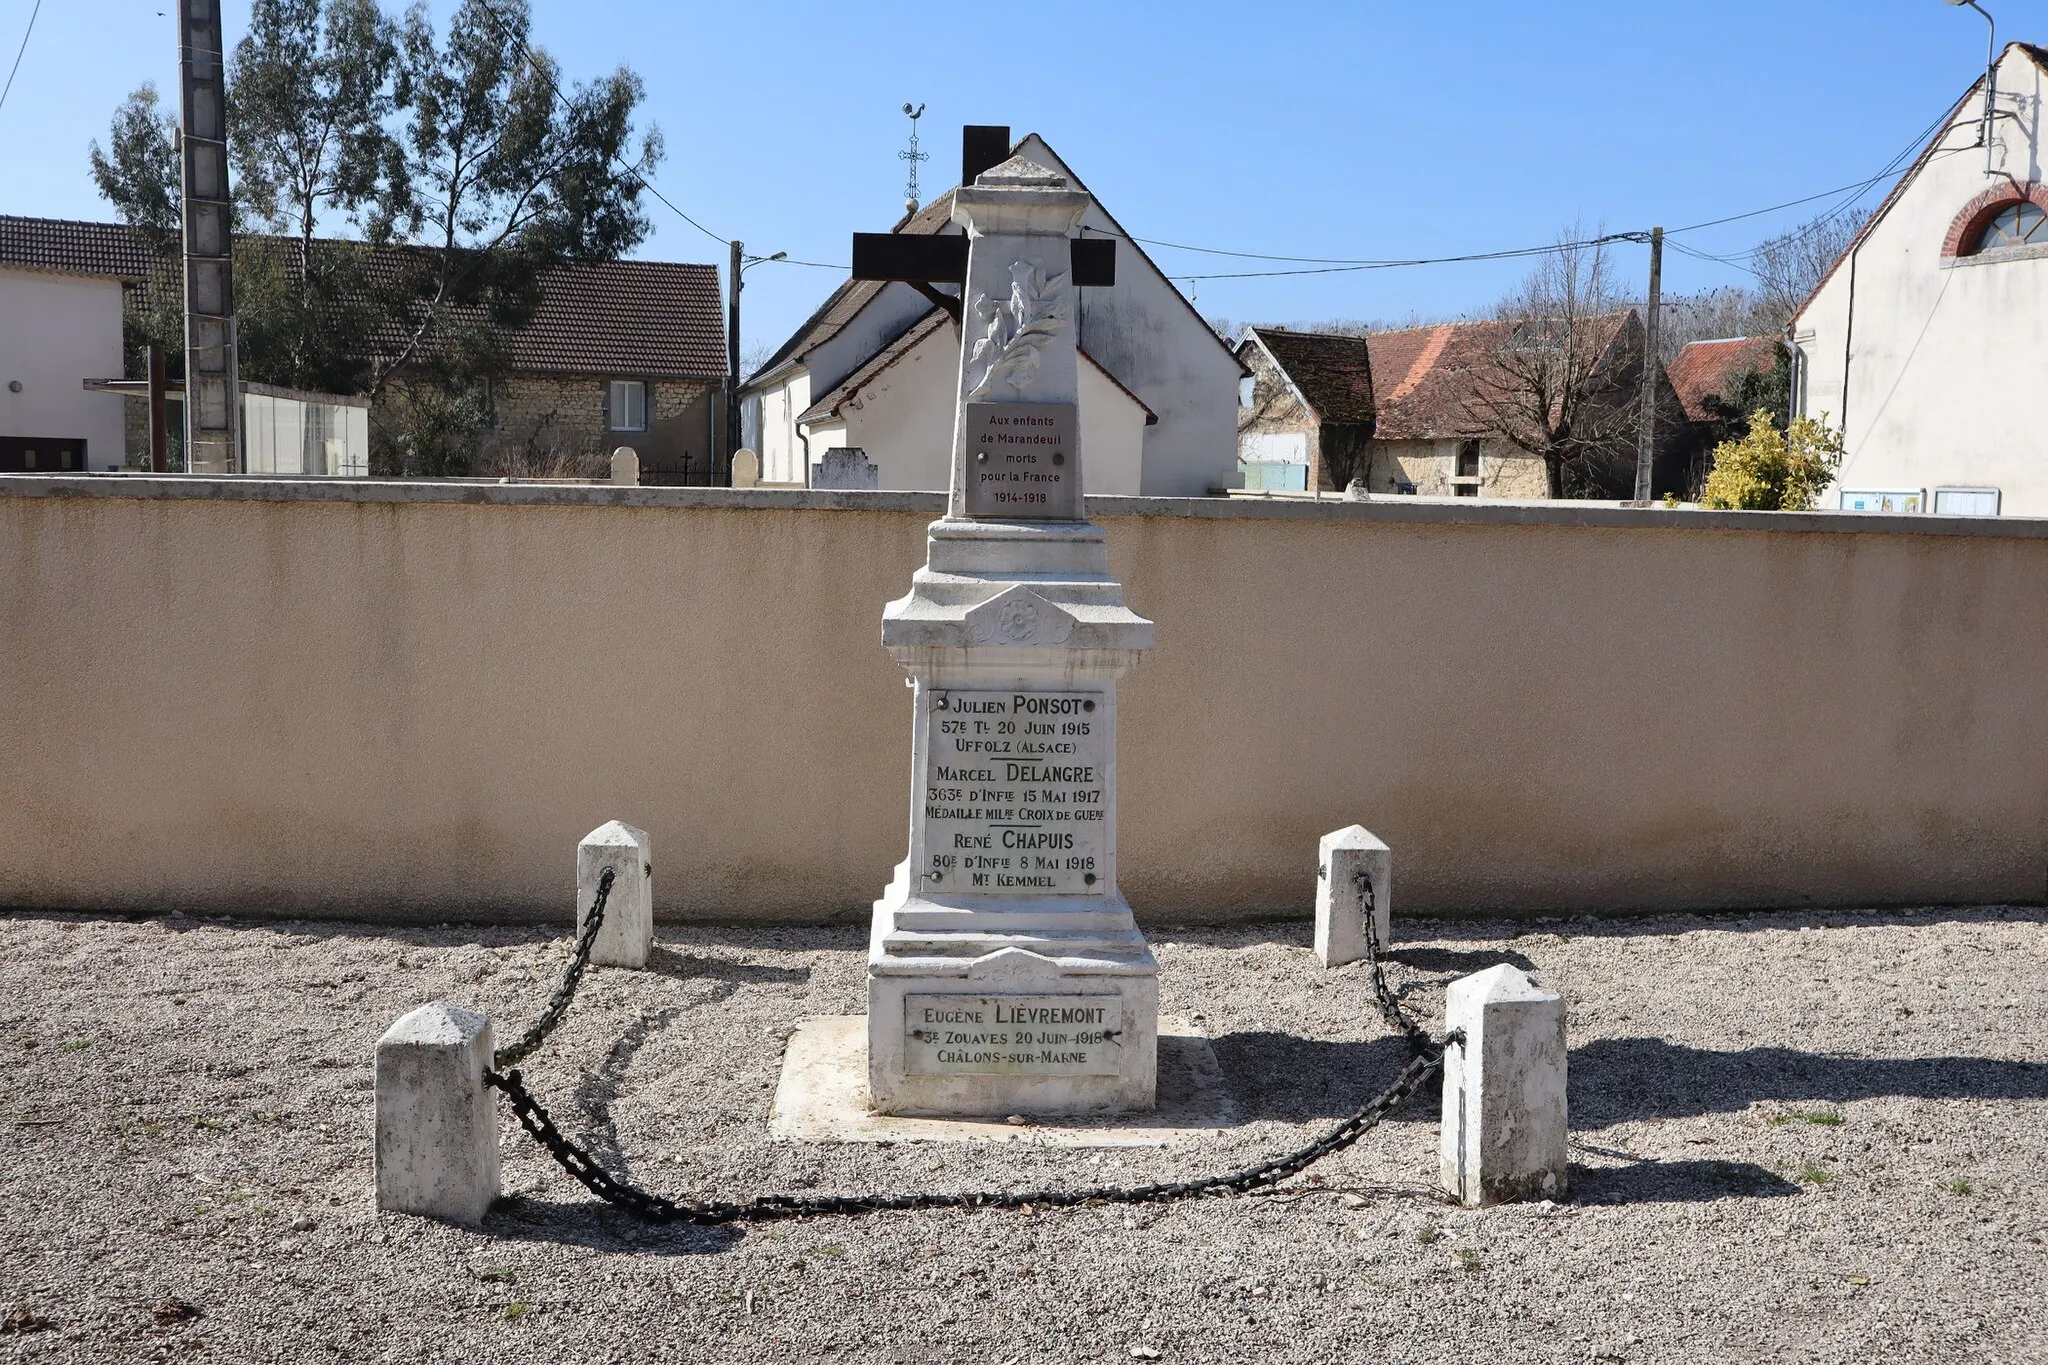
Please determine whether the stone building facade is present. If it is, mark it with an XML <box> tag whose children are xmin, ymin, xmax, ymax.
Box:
<box><xmin>479</xmin><ymin>374</ymin><xmax>719</xmax><ymax>480</ymax></box>
<box><xmin>1237</xmin><ymin>316</ymin><xmax>1690</xmax><ymax>500</ymax></box>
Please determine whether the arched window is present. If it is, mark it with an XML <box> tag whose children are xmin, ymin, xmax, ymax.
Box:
<box><xmin>1975</xmin><ymin>202</ymin><xmax>2048</xmax><ymax>253</ymax></box>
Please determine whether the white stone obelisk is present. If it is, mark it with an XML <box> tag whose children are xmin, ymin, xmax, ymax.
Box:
<box><xmin>867</xmin><ymin>156</ymin><xmax>1156</xmax><ymax>1117</ymax></box>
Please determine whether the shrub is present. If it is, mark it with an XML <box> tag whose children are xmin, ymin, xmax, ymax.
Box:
<box><xmin>1700</xmin><ymin>409</ymin><xmax>1843</xmax><ymax>511</ymax></box>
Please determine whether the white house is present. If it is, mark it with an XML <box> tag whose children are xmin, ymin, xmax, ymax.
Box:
<box><xmin>741</xmin><ymin>130</ymin><xmax>1244</xmax><ymax>496</ymax></box>
<box><xmin>0</xmin><ymin>219</ymin><xmax>134</xmax><ymax>473</ymax></box>
<box><xmin>1793</xmin><ymin>41</ymin><xmax>2048</xmax><ymax>517</ymax></box>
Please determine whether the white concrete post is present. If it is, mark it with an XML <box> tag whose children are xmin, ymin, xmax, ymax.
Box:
<box><xmin>374</xmin><ymin>1003</ymin><xmax>500</xmax><ymax>1225</ymax></box>
<box><xmin>1440</xmin><ymin>965</ymin><xmax>1568</xmax><ymax>1207</ymax></box>
<box><xmin>1315</xmin><ymin>825</ymin><xmax>1390</xmax><ymax>967</ymax></box>
<box><xmin>578</xmin><ymin>820</ymin><xmax>653</xmax><ymax>968</ymax></box>
<box><xmin>609</xmin><ymin>446</ymin><xmax>640</xmax><ymax>485</ymax></box>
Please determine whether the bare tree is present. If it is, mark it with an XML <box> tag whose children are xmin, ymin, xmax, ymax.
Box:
<box><xmin>1473</xmin><ymin>225</ymin><xmax>1639</xmax><ymax>498</ymax></box>
<box><xmin>1751</xmin><ymin>209</ymin><xmax>1868</xmax><ymax>331</ymax></box>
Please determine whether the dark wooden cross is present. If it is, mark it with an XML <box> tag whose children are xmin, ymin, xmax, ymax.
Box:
<box><xmin>851</xmin><ymin>125</ymin><xmax>1115</xmax><ymax>322</ymax></box>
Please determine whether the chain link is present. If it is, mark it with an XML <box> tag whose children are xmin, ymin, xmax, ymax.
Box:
<box><xmin>482</xmin><ymin>877</ymin><xmax>1457</xmax><ymax>1225</ymax></box>
<box><xmin>493</xmin><ymin>867</ymin><xmax>614</xmax><ymax>1072</ymax></box>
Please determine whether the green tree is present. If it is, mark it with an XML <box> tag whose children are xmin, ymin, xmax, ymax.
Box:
<box><xmin>87</xmin><ymin>0</ymin><xmax>662</xmax><ymax>476</ymax></box>
<box><xmin>227</xmin><ymin>0</ymin><xmax>399</xmax><ymax>393</ymax></box>
<box><xmin>1700</xmin><ymin>409</ymin><xmax>1842</xmax><ymax>511</ymax></box>
<box><xmin>368</xmin><ymin>0</ymin><xmax>662</xmax><ymax>473</ymax></box>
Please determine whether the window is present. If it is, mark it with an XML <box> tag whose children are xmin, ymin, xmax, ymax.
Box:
<box><xmin>1933</xmin><ymin>487</ymin><xmax>2000</xmax><ymax>517</ymax></box>
<box><xmin>608</xmin><ymin>379</ymin><xmax>648</xmax><ymax>432</ymax></box>
<box><xmin>1239</xmin><ymin>376</ymin><xmax>1256</xmax><ymax>409</ymax></box>
<box><xmin>1976</xmin><ymin>203</ymin><xmax>2048</xmax><ymax>254</ymax></box>
<box><xmin>1451</xmin><ymin>440</ymin><xmax>1481</xmax><ymax>497</ymax></box>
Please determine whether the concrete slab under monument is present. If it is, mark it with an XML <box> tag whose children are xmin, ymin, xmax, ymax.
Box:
<box><xmin>769</xmin><ymin>1016</ymin><xmax>1232</xmax><ymax>1147</ymax></box>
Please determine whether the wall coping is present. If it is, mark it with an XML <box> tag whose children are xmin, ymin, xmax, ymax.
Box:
<box><xmin>4</xmin><ymin>474</ymin><xmax>2046</xmax><ymax>541</ymax></box>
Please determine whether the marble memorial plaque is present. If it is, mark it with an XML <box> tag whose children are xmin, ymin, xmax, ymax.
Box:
<box><xmin>923</xmin><ymin>689</ymin><xmax>1106</xmax><ymax>895</ymax></box>
<box><xmin>904</xmin><ymin>994</ymin><xmax>1123</xmax><ymax>1075</ymax></box>
<box><xmin>963</xmin><ymin>402</ymin><xmax>1081</xmax><ymax>519</ymax></box>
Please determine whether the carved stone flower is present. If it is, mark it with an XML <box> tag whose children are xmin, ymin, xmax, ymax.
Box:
<box><xmin>997</xmin><ymin>599</ymin><xmax>1041</xmax><ymax>643</ymax></box>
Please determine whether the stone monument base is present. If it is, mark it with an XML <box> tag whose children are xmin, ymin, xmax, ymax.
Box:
<box><xmin>770</xmin><ymin>1016</ymin><xmax>1232</xmax><ymax>1147</ymax></box>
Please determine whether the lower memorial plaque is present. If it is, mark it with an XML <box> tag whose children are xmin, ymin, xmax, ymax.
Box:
<box><xmin>904</xmin><ymin>994</ymin><xmax>1123</xmax><ymax>1075</ymax></box>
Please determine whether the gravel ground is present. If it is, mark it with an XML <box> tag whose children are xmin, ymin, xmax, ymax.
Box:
<box><xmin>1</xmin><ymin>905</ymin><xmax>2044</xmax><ymax>1364</ymax></box>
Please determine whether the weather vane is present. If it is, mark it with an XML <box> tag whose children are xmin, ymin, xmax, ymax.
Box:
<box><xmin>899</xmin><ymin>102</ymin><xmax>928</xmax><ymax>214</ymax></box>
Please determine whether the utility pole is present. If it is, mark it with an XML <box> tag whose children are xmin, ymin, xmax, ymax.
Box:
<box><xmin>1633</xmin><ymin>225</ymin><xmax>1663</xmax><ymax>503</ymax></box>
<box><xmin>146</xmin><ymin>343</ymin><xmax>168</xmax><ymax>473</ymax></box>
<box><xmin>725</xmin><ymin>239</ymin><xmax>742</xmax><ymax>485</ymax></box>
<box><xmin>176</xmin><ymin>0</ymin><xmax>239</xmax><ymax>473</ymax></box>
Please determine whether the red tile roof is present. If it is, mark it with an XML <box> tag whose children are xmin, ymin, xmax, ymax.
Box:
<box><xmin>1353</xmin><ymin>313</ymin><xmax>1633</xmax><ymax>442</ymax></box>
<box><xmin>0</xmin><ymin>214</ymin><xmax>726</xmax><ymax>381</ymax></box>
<box><xmin>1243</xmin><ymin>328</ymin><xmax>1375</xmax><ymax>425</ymax></box>
<box><xmin>1666</xmin><ymin>337</ymin><xmax>1781</xmax><ymax>423</ymax></box>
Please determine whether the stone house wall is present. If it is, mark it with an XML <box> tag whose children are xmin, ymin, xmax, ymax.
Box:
<box><xmin>1369</xmin><ymin>439</ymin><xmax>1550</xmax><ymax>498</ymax></box>
<box><xmin>1234</xmin><ymin>344</ymin><xmax>1324</xmax><ymax>487</ymax></box>
<box><xmin>478</xmin><ymin>374</ymin><xmax>720</xmax><ymax>479</ymax></box>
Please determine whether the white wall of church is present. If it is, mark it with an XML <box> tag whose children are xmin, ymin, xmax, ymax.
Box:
<box><xmin>0</xmin><ymin>269</ymin><xmax>127</xmax><ymax>470</ymax></box>
<box><xmin>751</xmin><ymin>369</ymin><xmax>813</xmax><ymax>485</ymax></box>
<box><xmin>1795</xmin><ymin>46</ymin><xmax>2048</xmax><ymax>517</ymax></box>
<box><xmin>816</xmin><ymin>322</ymin><xmax>1146</xmax><ymax>495</ymax></box>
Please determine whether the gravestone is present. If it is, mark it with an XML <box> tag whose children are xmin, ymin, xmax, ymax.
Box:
<box><xmin>866</xmin><ymin>156</ymin><xmax>1156</xmax><ymax>1117</ymax></box>
<box><xmin>812</xmin><ymin>446</ymin><xmax>880</xmax><ymax>490</ymax></box>
<box><xmin>731</xmin><ymin>448</ymin><xmax>760</xmax><ymax>488</ymax></box>
<box><xmin>609</xmin><ymin>446</ymin><xmax>640</xmax><ymax>485</ymax></box>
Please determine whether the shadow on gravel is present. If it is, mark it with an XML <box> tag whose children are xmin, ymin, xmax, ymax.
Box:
<box><xmin>1388</xmin><ymin>946</ymin><xmax>1537</xmax><ymax>976</ymax></box>
<box><xmin>485</xmin><ymin>1196</ymin><xmax>743</xmax><ymax>1255</ymax></box>
<box><xmin>1570</xmin><ymin>1158</ymin><xmax>1801</xmax><ymax>1204</ymax></box>
<box><xmin>1572</xmin><ymin>1037</ymin><xmax>2048</xmax><ymax>1126</ymax></box>
<box><xmin>576</xmin><ymin>1007</ymin><xmax>684</xmax><ymax>1178</ymax></box>
<box><xmin>644</xmin><ymin>945</ymin><xmax>810</xmax><ymax>986</ymax></box>
<box><xmin>1208</xmin><ymin>1031</ymin><xmax>1436</xmax><ymax>1124</ymax></box>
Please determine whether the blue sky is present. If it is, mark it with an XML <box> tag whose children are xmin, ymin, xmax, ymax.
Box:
<box><xmin>0</xmin><ymin>0</ymin><xmax>2020</xmax><ymax>357</ymax></box>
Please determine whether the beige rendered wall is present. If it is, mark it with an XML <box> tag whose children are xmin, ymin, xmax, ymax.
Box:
<box><xmin>2</xmin><ymin>479</ymin><xmax>2043</xmax><ymax>925</ymax></box>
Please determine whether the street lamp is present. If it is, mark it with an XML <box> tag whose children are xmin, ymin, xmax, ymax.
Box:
<box><xmin>1944</xmin><ymin>0</ymin><xmax>1999</xmax><ymax>174</ymax></box>
<box><xmin>725</xmin><ymin>245</ymin><xmax>787</xmax><ymax>482</ymax></box>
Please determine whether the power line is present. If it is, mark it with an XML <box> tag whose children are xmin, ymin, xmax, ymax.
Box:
<box><xmin>0</xmin><ymin>0</ymin><xmax>42</xmax><ymax>114</ymax></box>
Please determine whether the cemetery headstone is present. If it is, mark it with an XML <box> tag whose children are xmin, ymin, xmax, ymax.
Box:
<box><xmin>866</xmin><ymin>155</ymin><xmax>1156</xmax><ymax>1117</ymax></box>
<box><xmin>609</xmin><ymin>446</ymin><xmax>640</xmax><ymax>485</ymax></box>
<box><xmin>812</xmin><ymin>446</ymin><xmax>880</xmax><ymax>490</ymax></box>
<box><xmin>731</xmin><ymin>448</ymin><xmax>761</xmax><ymax>488</ymax></box>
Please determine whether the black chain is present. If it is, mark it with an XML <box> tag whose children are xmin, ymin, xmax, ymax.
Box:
<box><xmin>493</xmin><ymin>868</ymin><xmax>614</xmax><ymax>1071</ymax></box>
<box><xmin>1358</xmin><ymin>870</ymin><xmax>1433</xmax><ymax>1060</ymax></box>
<box><xmin>482</xmin><ymin>877</ymin><xmax>1458</xmax><ymax>1225</ymax></box>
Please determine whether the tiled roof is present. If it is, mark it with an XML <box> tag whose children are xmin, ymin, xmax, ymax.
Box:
<box><xmin>490</xmin><ymin>258</ymin><xmax>723</xmax><ymax>379</ymax></box>
<box><xmin>0</xmin><ymin>214</ymin><xmax>163</xmax><ymax>280</ymax></box>
<box><xmin>1666</xmin><ymin>337</ymin><xmax>1781</xmax><ymax>423</ymax></box>
<box><xmin>1353</xmin><ymin>313</ymin><xmax>1632</xmax><ymax>442</ymax></box>
<box><xmin>798</xmin><ymin>305</ymin><xmax>1158</xmax><ymax>425</ymax></box>
<box><xmin>0</xmin><ymin>214</ymin><xmax>725</xmax><ymax>380</ymax></box>
<box><xmin>1243</xmin><ymin>328</ymin><xmax>1376</xmax><ymax>424</ymax></box>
